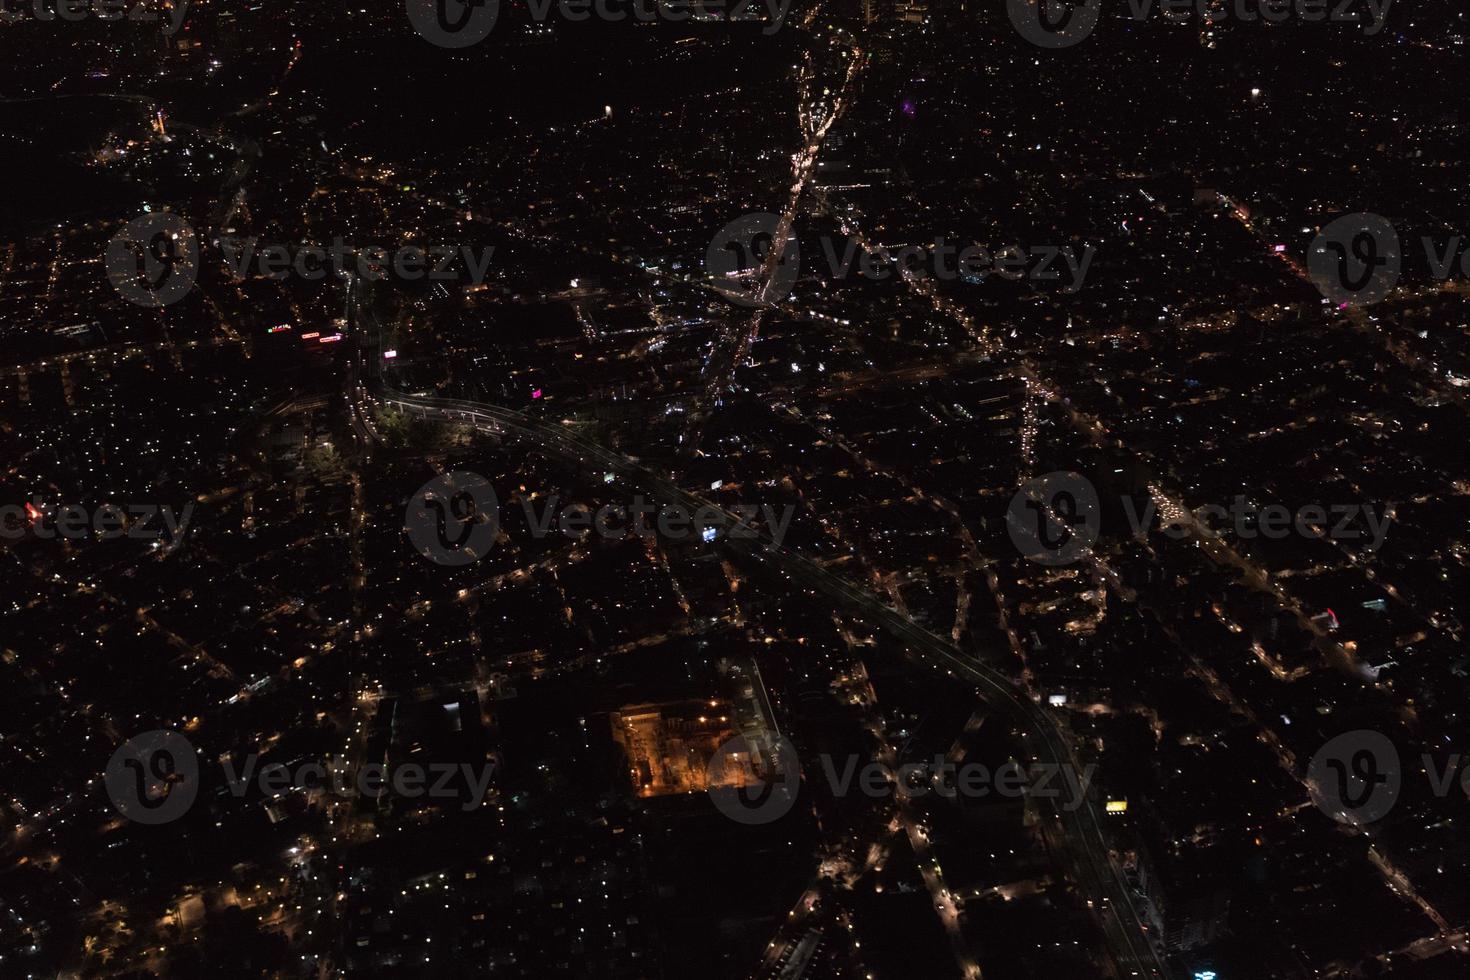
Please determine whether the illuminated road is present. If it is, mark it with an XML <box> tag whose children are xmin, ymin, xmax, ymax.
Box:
<box><xmin>371</xmin><ymin>386</ymin><xmax>1170</xmax><ymax>980</ymax></box>
<box><xmin>687</xmin><ymin>35</ymin><xmax>869</xmax><ymax>452</ymax></box>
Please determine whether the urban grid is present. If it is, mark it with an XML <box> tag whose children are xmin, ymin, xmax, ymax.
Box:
<box><xmin>1</xmin><ymin>1</ymin><xmax>1468</xmax><ymax>978</ymax></box>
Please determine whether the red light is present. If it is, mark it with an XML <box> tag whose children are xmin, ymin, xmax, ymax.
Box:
<box><xmin>24</xmin><ymin>502</ymin><xmax>42</xmax><ymax>522</ymax></box>
<box><xmin>531</xmin><ymin>389</ymin><xmax>543</xmax><ymax>400</ymax></box>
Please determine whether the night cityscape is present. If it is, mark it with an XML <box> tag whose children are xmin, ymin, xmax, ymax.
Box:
<box><xmin>3</xmin><ymin>1</ymin><xmax>1470</xmax><ymax>978</ymax></box>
